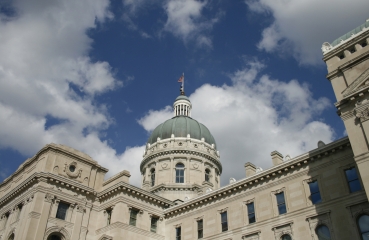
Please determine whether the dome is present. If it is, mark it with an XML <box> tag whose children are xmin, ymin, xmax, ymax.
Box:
<box><xmin>147</xmin><ymin>116</ymin><xmax>217</xmax><ymax>149</ymax></box>
<box><xmin>175</xmin><ymin>95</ymin><xmax>191</xmax><ymax>102</ymax></box>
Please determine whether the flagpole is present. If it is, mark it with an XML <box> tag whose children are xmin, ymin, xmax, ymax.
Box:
<box><xmin>182</xmin><ymin>73</ymin><xmax>184</xmax><ymax>94</ymax></box>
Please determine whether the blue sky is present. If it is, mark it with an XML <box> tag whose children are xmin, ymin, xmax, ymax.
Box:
<box><xmin>0</xmin><ymin>0</ymin><xmax>368</xmax><ymax>186</ymax></box>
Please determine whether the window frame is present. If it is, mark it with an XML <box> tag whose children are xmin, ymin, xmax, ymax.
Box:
<box><xmin>175</xmin><ymin>163</ymin><xmax>185</xmax><ymax>183</ymax></box>
<box><xmin>197</xmin><ymin>219</ymin><xmax>203</xmax><ymax>239</ymax></box>
<box><xmin>344</xmin><ymin>167</ymin><xmax>362</xmax><ymax>193</ymax></box>
<box><xmin>129</xmin><ymin>208</ymin><xmax>139</xmax><ymax>226</ymax></box>
<box><xmin>150</xmin><ymin>216</ymin><xmax>159</xmax><ymax>233</ymax></box>
<box><xmin>56</xmin><ymin>202</ymin><xmax>70</xmax><ymax>220</ymax></box>
<box><xmin>308</xmin><ymin>180</ymin><xmax>322</xmax><ymax>204</ymax></box>
<box><xmin>205</xmin><ymin>169</ymin><xmax>210</xmax><ymax>182</ymax></box>
<box><xmin>275</xmin><ymin>192</ymin><xmax>287</xmax><ymax>215</ymax></box>
<box><xmin>175</xmin><ymin>226</ymin><xmax>181</xmax><ymax>240</ymax></box>
<box><xmin>220</xmin><ymin>211</ymin><xmax>228</xmax><ymax>232</ymax></box>
<box><xmin>357</xmin><ymin>214</ymin><xmax>369</xmax><ymax>240</ymax></box>
<box><xmin>151</xmin><ymin>168</ymin><xmax>156</xmax><ymax>187</ymax></box>
<box><xmin>246</xmin><ymin>202</ymin><xmax>256</xmax><ymax>224</ymax></box>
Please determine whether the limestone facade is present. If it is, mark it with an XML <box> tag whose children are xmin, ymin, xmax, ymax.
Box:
<box><xmin>1</xmin><ymin>21</ymin><xmax>369</xmax><ymax>240</ymax></box>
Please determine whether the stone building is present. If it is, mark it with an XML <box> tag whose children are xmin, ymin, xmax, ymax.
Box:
<box><xmin>1</xmin><ymin>20</ymin><xmax>369</xmax><ymax>240</ymax></box>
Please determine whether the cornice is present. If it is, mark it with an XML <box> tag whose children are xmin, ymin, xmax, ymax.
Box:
<box><xmin>163</xmin><ymin>137</ymin><xmax>351</xmax><ymax>218</ymax></box>
<box><xmin>140</xmin><ymin>149</ymin><xmax>222</xmax><ymax>174</ymax></box>
<box><xmin>149</xmin><ymin>183</ymin><xmax>202</xmax><ymax>194</ymax></box>
<box><xmin>0</xmin><ymin>172</ymin><xmax>96</xmax><ymax>208</ymax></box>
<box><xmin>0</xmin><ymin>144</ymin><xmax>108</xmax><ymax>188</ymax></box>
<box><xmin>97</xmin><ymin>181</ymin><xmax>173</xmax><ymax>208</ymax></box>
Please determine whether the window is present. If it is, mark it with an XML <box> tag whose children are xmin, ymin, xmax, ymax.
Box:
<box><xmin>316</xmin><ymin>225</ymin><xmax>331</xmax><ymax>240</ymax></box>
<box><xmin>361</xmin><ymin>41</ymin><xmax>368</xmax><ymax>48</ymax></box>
<box><xmin>176</xmin><ymin>227</ymin><xmax>181</xmax><ymax>240</ymax></box>
<box><xmin>247</xmin><ymin>202</ymin><xmax>256</xmax><ymax>224</ymax></box>
<box><xmin>339</xmin><ymin>53</ymin><xmax>345</xmax><ymax>59</ymax></box>
<box><xmin>8</xmin><ymin>234</ymin><xmax>14</xmax><ymax>240</ymax></box>
<box><xmin>358</xmin><ymin>214</ymin><xmax>369</xmax><ymax>240</ymax></box>
<box><xmin>151</xmin><ymin>169</ymin><xmax>155</xmax><ymax>187</ymax></box>
<box><xmin>205</xmin><ymin>169</ymin><xmax>210</xmax><ymax>182</ymax></box>
<box><xmin>175</xmin><ymin>163</ymin><xmax>185</xmax><ymax>183</ymax></box>
<box><xmin>197</xmin><ymin>219</ymin><xmax>203</xmax><ymax>239</ymax></box>
<box><xmin>56</xmin><ymin>202</ymin><xmax>69</xmax><ymax>220</ymax></box>
<box><xmin>345</xmin><ymin>167</ymin><xmax>362</xmax><ymax>193</ymax></box>
<box><xmin>106</xmin><ymin>209</ymin><xmax>112</xmax><ymax>225</ymax></box>
<box><xmin>47</xmin><ymin>235</ymin><xmax>62</xmax><ymax>240</ymax></box>
<box><xmin>276</xmin><ymin>192</ymin><xmax>287</xmax><ymax>215</ymax></box>
<box><xmin>349</xmin><ymin>47</ymin><xmax>356</xmax><ymax>53</ymax></box>
<box><xmin>308</xmin><ymin>181</ymin><xmax>322</xmax><ymax>204</ymax></box>
<box><xmin>221</xmin><ymin>211</ymin><xmax>228</xmax><ymax>232</ymax></box>
<box><xmin>151</xmin><ymin>217</ymin><xmax>158</xmax><ymax>233</ymax></box>
<box><xmin>129</xmin><ymin>209</ymin><xmax>139</xmax><ymax>226</ymax></box>
<box><xmin>281</xmin><ymin>234</ymin><xmax>292</xmax><ymax>240</ymax></box>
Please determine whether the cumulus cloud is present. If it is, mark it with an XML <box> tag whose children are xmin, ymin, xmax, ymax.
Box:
<box><xmin>163</xmin><ymin>0</ymin><xmax>219</xmax><ymax>48</ymax></box>
<box><xmin>138</xmin><ymin>60</ymin><xmax>335</xmax><ymax>186</ymax></box>
<box><xmin>0</xmin><ymin>0</ymin><xmax>144</xmax><ymax>186</ymax></box>
<box><xmin>246</xmin><ymin>0</ymin><xmax>369</xmax><ymax>65</ymax></box>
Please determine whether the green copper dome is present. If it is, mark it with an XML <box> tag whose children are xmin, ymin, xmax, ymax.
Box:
<box><xmin>147</xmin><ymin>116</ymin><xmax>217</xmax><ymax>149</ymax></box>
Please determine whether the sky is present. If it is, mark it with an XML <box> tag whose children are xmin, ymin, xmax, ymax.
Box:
<box><xmin>0</xmin><ymin>0</ymin><xmax>369</xmax><ymax>187</ymax></box>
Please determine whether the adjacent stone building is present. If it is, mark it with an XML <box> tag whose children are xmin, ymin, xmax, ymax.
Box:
<box><xmin>1</xmin><ymin>20</ymin><xmax>369</xmax><ymax>240</ymax></box>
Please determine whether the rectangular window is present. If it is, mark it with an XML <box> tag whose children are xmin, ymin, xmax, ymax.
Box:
<box><xmin>106</xmin><ymin>209</ymin><xmax>112</xmax><ymax>225</ymax></box>
<box><xmin>345</xmin><ymin>167</ymin><xmax>362</xmax><ymax>193</ymax></box>
<box><xmin>276</xmin><ymin>192</ymin><xmax>287</xmax><ymax>215</ymax></box>
<box><xmin>176</xmin><ymin>227</ymin><xmax>181</xmax><ymax>240</ymax></box>
<box><xmin>151</xmin><ymin>217</ymin><xmax>158</xmax><ymax>233</ymax></box>
<box><xmin>129</xmin><ymin>209</ymin><xmax>139</xmax><ymax>226</ymax></box>
<box><xmin>246</xmin><ymin>202</ymin><xmax>256</xmax><ymax>224</ymax></box>
<box><xmin>176</xmin><ymin>169</ymin><xmax>184</xmax><ymax>183</ymax></box>
<box><xmin>56</xmin><ymin>202</ymin><xmax>69</xmax><ymax>220</ymax></box>
<box><xmin>197</xmin><ymin>219</ymin><xmax>203</xmax><ymax>239</ymax></box>
<box><xmin>220</xmin><ymin>211</ymin><xmax>228</xmax><ymax>232</ymax></box>
<box><xmin>308</xmin><ymin>181</ymin><xmax>322</xmax><ymax>204</ymax></box>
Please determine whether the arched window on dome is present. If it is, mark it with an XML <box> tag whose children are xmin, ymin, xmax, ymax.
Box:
<box><xmin>280</xmin><ymin>234</ymin><xmax>292</xmax><ymax>240</ymax></box>
<box><xmin>358</xmin><ymin>214</ymin><xmax>369</xmax><ymax>240</ymax></box>
<box><xmin>175</xmin><ymin>163</ymin><xmax>185</xmax><ymax>183</ymax></box>
<box><xmin>151</xmin><ymin>168</ymin><xmax>155</xmax><ymax>187</ymax></box>
<box><xmin>315</xmin><ymin>225</ymin><xmax>331</xmax><ymax>240</ymax></box>
<box><xmin>205</xmin><ymin>169</ymin><xmax>210</xmax><ymax>182</ymax></box>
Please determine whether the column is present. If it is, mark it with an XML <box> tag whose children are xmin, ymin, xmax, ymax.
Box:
<box><xmin>70</xmin><ymin>204</ymin><xmax>85</xmax><ymax>240</ymax></box>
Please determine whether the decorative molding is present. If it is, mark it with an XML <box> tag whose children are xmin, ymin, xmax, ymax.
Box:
<box><xmin>44</xmin><ymin>193</ymin><xmax>55</xmax><ymax>203</ymax></box>
<box><xmin>217</xmin><ymin>207</ymin><xmax>228</xmax><ymax>213</ymax></box>
<box><xmin>64</xmin><ymin>161</ymin><xmax>82</xmax><ymax>179</ymax></box>
<box><xmin>28</xmin><ymin>211</ymin><xmax>41</xmax><ymax>219</ymax></box>
<box><xmin>243</xmin><ymin>198</ymin><xmax>254</xmax><ymax>205</ymax></box>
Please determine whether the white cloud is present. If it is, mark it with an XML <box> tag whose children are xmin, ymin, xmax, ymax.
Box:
<box><xmin>138</xmin><ymin>60</ymin><xmax>335</xmax><ymax>186</ymax></box>
<box><xmin>0</xmin><ymin>0</ymin><xmax>143</xmax><ymax>186</ymax></box>
<box><xmin>246</xmin><ymin>0</ymin><xmax>369</xmax><ymax>65</ymax></box>
<box><xmin>163</xmin><ymin>0</ymin><xmax>219</xmax><ymax>47</ymax></box>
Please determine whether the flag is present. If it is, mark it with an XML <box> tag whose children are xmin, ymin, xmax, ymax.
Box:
<box><xmin>178</xmin><ymin>75</ymin><xmax>184</xmax><ymax>82</ymax></box>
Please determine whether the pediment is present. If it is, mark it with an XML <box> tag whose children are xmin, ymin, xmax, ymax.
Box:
<box><xmin>342</xmin><ymin>67</ymin><xmax>369</xmax><ymax>98</ymax></box>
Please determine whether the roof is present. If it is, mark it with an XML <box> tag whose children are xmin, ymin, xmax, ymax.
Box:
<box><xmin>175</xmin><ymin>95</ymin><xmax>191</xmax><ymax>102</ymax></box>
<box><xmin>331</xmin><ymin>20</ymin><xmax>369</xmax><ymax>47</ymax></box>
<box><xmin>147</xmin><ymin>116</ymin><xmax>217</xmax><ymax>149</ymax></box>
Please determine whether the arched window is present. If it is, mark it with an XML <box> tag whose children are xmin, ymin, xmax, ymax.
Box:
<box><xmin>280</xmin><ymin>234</ymin><xmax>292</xmax><ymax>240</ymax></box>
<box><xmin>358</xmin><ymin>214</ymin><xmax>369</xmax><ymax>240</ymax></box>
<box><xmin>151</xmin><ymin>169</ymin><xmax>155</xmax><ymax>187</ymax></box>
<box><xmin>316</xmin><ymin>225</ymin><xmax>331</xmax><ymax>240</ymax></box>
<box><xmin>205</xmin><ymin>169</ymin><xmax>210</xmax><ymax>182</ymax></box>
<box><xmin>175</xmin><ymin>163</ymin><xmax>185</xmax><ymax>183</ymax></box>
<box><xmin>47</xmin><ymin>234</ymin><xmax>62</xmax><ymax>240</ymax></box>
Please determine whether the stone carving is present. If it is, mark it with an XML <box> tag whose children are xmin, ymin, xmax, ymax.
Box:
<box><xmin>178</xmin><ymin>142</ymin><xmax>183</xmax><ymax>146</ymax></box>
<box><xmin>229</xmin><ymin>178</ymin><xmax>236</xmax><ymax>184</ymax></box>
<box><xmin>192</xmin><ymin>163</ymin><xmax>199</xmax><ymax>169</ymax></box>
<box><xmin>64</xmin><ymin>161</ymin><xmax>82</xmax><ymax>178</ymax></box>
<box><xmin>163</xmin><ymin>143</ymin><xmax>168</xmax><ymax>148</ymax></box>
<box><xmin>355</xmin><ymin>108</ymin><xmax>369</xmax><ymax>122</ymax></box>
<box><xmin>44</xmin><ymin>193</ymin><xmax>55</xmax><ymax>203</ymax></box>
<box><xmin>161</xmin><ymin>162</ymin><xmax>168</xmax><ymax>169</ymax></box>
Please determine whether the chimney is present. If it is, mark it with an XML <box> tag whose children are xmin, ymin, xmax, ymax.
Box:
<box><xmin>271</xmin><ymin>151</ymin><xmax>284</xmax><ymax>166</ymax></box>
<box><xmin>245</xmin><ymin>162</ymin><xmax>257</xmax><ymax>177</ymax></box>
